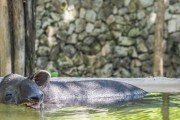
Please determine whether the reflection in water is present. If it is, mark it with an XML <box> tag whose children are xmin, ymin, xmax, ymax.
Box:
<box><xmin>161</xmin><ymin>93</ymin><xmax>169</xmax><ymax>120</ymax></box>
<box><xmin>0</xmin><ymin>104</ymin><xmax>42</xmax><ymax>120</ymax></box>
<box><xmin>0</xmin><ymin>93</ymin><xmax>180</xmax><ymax>120</ymax></box>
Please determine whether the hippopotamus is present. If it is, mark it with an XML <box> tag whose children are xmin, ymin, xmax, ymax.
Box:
<box><xmin>0</xmin><ymin>70</ymin><xmax>147</xmax><ymax>109</ymax></box>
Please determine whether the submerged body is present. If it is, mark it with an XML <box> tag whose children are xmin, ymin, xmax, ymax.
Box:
<box><xmin>0</xmin><ymin>70</ymin><xmax>147</xmax><ymax>108</ymax></box>
<box><xmin>44</xmin><ymin>80</ymin><xmax>147</xmax><ymax>107</ymax></box>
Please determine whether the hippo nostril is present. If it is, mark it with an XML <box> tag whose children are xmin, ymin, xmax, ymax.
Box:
<box><xmin>29</xmin><ymin>93</ymin><xmax>43</xmax><ymax>102</ymax></box>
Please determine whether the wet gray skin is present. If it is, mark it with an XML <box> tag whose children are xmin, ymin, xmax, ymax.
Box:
<box><xmin>0</xmin><ymin>74</ymin><xmax>44</xmax><ymax>108</ymax></box>
<box><xmin>0</xmin><ymin>70</ymin><xmax>147</xmax><ymax>108</ymax></box>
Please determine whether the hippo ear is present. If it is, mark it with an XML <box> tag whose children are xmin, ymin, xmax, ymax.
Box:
<box><xmin>29</xmin><ymin>70</ymin><xmax>51</xmax><ymax>87</ymax></box>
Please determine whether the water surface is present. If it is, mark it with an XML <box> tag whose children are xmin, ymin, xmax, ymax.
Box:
<box><xmin>0</xmin><ymin>93</ymin><xmax>180</xmax><ymax>120</ymax></box>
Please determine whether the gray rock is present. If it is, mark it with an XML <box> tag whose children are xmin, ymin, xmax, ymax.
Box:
<box><xmin>131</xmin><ymin>59</ymin><xmax>142</xmax><ymax>67</ymax></box>
<box><xmin>115</xmin><ymin>16</ymin><xmax>126</xmax><ymax>24</ymax></box>
<box><xmin>50</xmin><ymin>12</ymin><xmax>60</xmax><ymax>21</ymax></box>
<box><xmin>129</xmin><ymin>13</ymin><xmax>137</xmax><ymax>20</ymax></box>
<box><xmin>85</xmin><ymin>55</ymin><xmax>97</xmax><ymax>66</ymax></box>
<box><xmin>68</xmin><ymin>0</ymin><xmax>80</xmax><ymax>6</ymax></box>
<box><xmin>97</xmin><ymin>9</ymin><xmax>106</xmax><ymax>20</ymax></box>
<box><xmin>120</xmin><ymin>57</ymin><xmax>131</xmax><ymax>69</ymax></box>
<box><xmin>92</xmin><ymin>56</ymin><xmax>107</xmax><ymax>68</ymax></box>
<box><xmin>124</xmin><ymin>0</ymin><xmax>131</xmax><ymax>6</ymax></box>
<box><xmin>172</xmin><ymin>56</ymin><xmax>180</xmax><ymax>65</ymax></box>
<box><xmin>75</xmin><ymin>19</ymin><xmax>86</xmax><ymax>33</ymax></box>
<box><xmin>94</xmin><ymin>21</ymin><xmax>102</xmax><ymax>28</ymax></box>
<box><xmin>169</xmin><ymin>0</ymin><xmax>180</xmax><ymax>5</ymax></box>
<box><xmin>85</xmin><ymin>10</ymin><xmax>97</xmax><ymax>23</ymax></box>
<box><xmin>56</xmin><ymin>31</ymin><xmax>68</xmax><ymax>41</ymax></box>
<box><xmin>121</xmin><ymin>68</ymin><xmax>130</xmax><ymax>77</ymax></box>
<box><xmin>42</xmin><ymin>18</ymin><xmax>53</xmax><ymax>28</ymax></box>
<box><xmin>176</xmin><ymin>67</ymin><xmax>180</xmax><ymax>77</ymax></box>
<box><xmin>147</xmin><ymin>12</ymin><xmax>156</xmax><ymax>29</ymax></box>
<box><xmin>169</xmin><ymin>3</ymin><xmax>180</xmax><ymax>14</ymax></box>
<box><xmin>80</xmin><ymin>46</ymin><xmax>91</xmax><ymax>53</ymax></box>
<box><xmin>136</xmin><ymin>38</ymin><xmax>148</xmax><ymax>53</ymax></box>
<box><xmin>128</xmin><ymin>0</ymin><xmax>138</xmax><ymax>13</ymax></box>
<box><xmin>130</xmin><ymin>47</ymin><xmax>138</xmax><ymax>58</ymax></box>
<box><xmin>36</xmin><ymin>19</ymin><xmax>42</xmax><ymax>29</ymax></box>
<box><xmin>164</xmin><ymin>66</ymin><xmax>176</xmax><ymax>77</ymax></box>
<box><xmin>128</xmin><ymin>28</ymin><xmax>141</xmax><ymax>37</ymax></box>
<box><xmin>165</xmin><ymin>9</ymin><xmax>172</xmax><ymax>20</ymax></box>
<box><xmin>118</xmin><ymin>8</ymin><xmax>128</xmax><ymax>15</ymax></box>
<box><xmin>100</xmin><ymin>23</ymin><xmax>108</xmax><ymax>33</ymax></box>
<box><xmin>36</xmin><ymin>57</ymin><xmax>48</xmax><ymax>69</ymax></box>
<box><xmin>106</xmin><ymin>15</ymin><xmax>115</xmax><ymax>25</ymax></box>
<box><xmin>93</xmin><ymin>43</ymin><xmax>102</xmax><ymax>54</ymax></box>
<box><xmin>113</xmin><ymin>70</ymin><xmax>122</xmax><ymax>77</ymax></box>
<box><xmin>37</xmin><ymin>46</ymin><xmax>50</xmax><ymax>55</ymax></box>
<box><xmin>138</xmin><ymin>53</ymin><xmax>150</xmax><ymax>61</ymax></box>
<box><xmin>113</xmin><ymin>6</ymin><xmax>118</xmax><ymax>14</ymax></box>
<box><xmin>79</xmin><ymin>8</ymin><xmax>86</xmax><ymax>18</ymax></box>
<box><xmin>139</xmin><ymin>0</ymin><xmax>154</xmax><ymax>8</ymax></box>
<box><xmin>118</xmin><ymin>37</ymin><xmax>135</xmax><ymax>46</ymax></box>
<box><xmin>110</xmin><ymin>24</ymin><xmax>123</xmax><ymax>31</ymax></box>
<box><xmin>93</xmin><ymin>0</ymin><xmax>103</xmax><ymax>8</ymax></box>
<box><xmin>67</xmin><ymin>34</ymin><xmax>78</xmax><ymax>44</ymax></box>
<box><xmin>112</xmin><ymin>31</ymin><xmax>121</xmax><ymax>39</ymax></box>
<box><xmin>111</xmin><ymin>0</ymin><xmax>124</xmax><ymax>8</ymax></box>
<box><xmin>36</xmin><ymin>5</ymin><xmax>45</xmax><ymax>13</ymax></box>
<box><xmin>50</xmin><ymin>45</ymin><xmax>60</xmax><ymax>60</ymax></box>
<box><xmin>114</xmin><ymin>46</ymin><xmax>129</xmax><ymax>57</ymax></box>
<box><xmin>141</xmin><ymin>60</ymin><xmax>152</xmax><ymax>73</ymax></box>
<box><xmin>38</xmin><ymin>34</ymin><xmax>48</xmax><ymax>45</ymax></box>
<box><xmin>90</xmin><ymin>29</ymin><xmax>102</xmax><ymax>36</ymax></box>
<box><xmin>63</xmin><ymin>45</ymin><xmax>77</xmax><ymax>58</ymax></box>
<box><xmin>101</xmin><ymin>64</ymin><xmax>113</xmax><ymax>77</ymax></box>
<box><xmin>169</xmin><ymin>32</ymin><xmax>180</xmax><ymax>42</ymax></box>
<box><xmin>78</xmin><ymin>32</ymin><xmax>88</xmax><ymax>41</ymax></box>
<box><xmin>48</xmin><ymin>37</ymin><xmax>57</xmax><ymax>47</ymax></box>
<box><xmin>137</xmin><ymin>10</ymin><xmax>145</xmax><ymax>20</ymax></box>
<box><xmin>139</xmin><ymin>19</ymin><xmax>147</xmax><ymax>29</ymax></box>
<box><xmin>46</xmin><ymin>26</ymin><xmax>58</xmax><ymax>37</ymax></box>
<box><xmin>101</xmin><ymin>42</ymin><xmax>113</xmax><ymax>56</ymax></box>
<box><xmin>72</xmin><ymin>53</ymin><xmax>84</xmax><ymax>65</ymax></box>
<box><xmin>131</xmin><ymin>67</ymin><xmax>141</xmax><ymax>77</ymax></box>
<box><xmin>83</xmin><ymin>37</ymin><xmax>95</xmax><ymax>45</ymax></box>
<box><xmin>81</xmin><ymin>0</ymin><xmax>92</xmax><ymax>8</ymax></box>
<box><xmin>168</xmin><ymin>19</ymin><xmax>177</xmax><ymax>33</ymax></box>
<box><xmin>86</xmin><ymin>23</ymin><xmax>95</xmax><ymax>33</ymax></box>
<box><xmin>146</xmin><ymin>35</ymin><xmax>154</xmax><ymax>52</ymax></box>
<box><xmin>67</xmin><ymin>23</ymin><xmax>75</xmax><ymax>35</ymax></box>
<box><xmin>58</xmin><ymin>54</ymin><xmax>73</xmax><ymax>67</ymax></box>
<box><xmin>58</xmin><ymin>21</ymin><xmax>68</xmax><ymax>30</ymax></box>
<box><xmin>36</xmin><ymin>29</ymin><xmax>44</xmax><ymax>38</ymax></box>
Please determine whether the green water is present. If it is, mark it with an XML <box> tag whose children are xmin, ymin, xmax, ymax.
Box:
<box><xmin>0</xmin><ymin>93</ymin><xmax>180</xmax><ymax>120</ymax></box>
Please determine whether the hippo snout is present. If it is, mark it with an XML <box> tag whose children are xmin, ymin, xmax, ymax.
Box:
<box><xmin>19</xmin><ymin>80</ymin><xmax>44</xmax><ymax>103</ymax></box>
<box><xmin>26</xmin><ymin>91</ymin><xmax>44</xmax><ymax>102</ymax></box>
<box><xmin>18</xmin><ymin>79</ymin><xmax>45</xmax><ymax>109</ymax></box>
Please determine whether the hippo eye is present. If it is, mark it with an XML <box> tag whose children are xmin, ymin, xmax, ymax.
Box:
<box><xmin>5</xmin><ymin>93</ymin><xmax>13</xmax><ymax>101</ymax></box>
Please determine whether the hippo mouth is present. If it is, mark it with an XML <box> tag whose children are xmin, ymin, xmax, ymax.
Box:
<box><xmin>20</xmin><ymin>101</ymin><xmax>43</xmax><ymax>109</ymax></box>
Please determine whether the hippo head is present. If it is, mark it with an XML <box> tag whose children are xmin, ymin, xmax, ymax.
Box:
<box><xmin>0</xmin><ymin>70</ymin><xmax>50</xmax><ymax>109</ymax></box>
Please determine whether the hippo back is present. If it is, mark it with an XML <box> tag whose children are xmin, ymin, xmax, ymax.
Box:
<box><xmin>43</xmin><ymin>79</ymin><xmax>148</xmax><ymax>107</ymax></box>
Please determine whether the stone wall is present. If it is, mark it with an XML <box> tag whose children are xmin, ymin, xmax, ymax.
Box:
<box><xmin>36</xmin><ymin>0</ymin><xmax>180</xmax><ymax>77</ymax></box>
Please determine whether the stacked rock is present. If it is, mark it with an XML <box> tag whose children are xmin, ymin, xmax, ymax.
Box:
<box><xmin>36</xmin><ymin>0</ymin><xmax>180</xmax><ymax>77</ymax></box>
